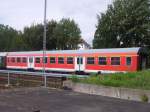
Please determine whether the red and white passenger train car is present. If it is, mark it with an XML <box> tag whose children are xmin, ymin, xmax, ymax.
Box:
<box><xmin>5</xmin><ymin>47</ymin><xmax>148</xmax><ymax>73</ymax></box>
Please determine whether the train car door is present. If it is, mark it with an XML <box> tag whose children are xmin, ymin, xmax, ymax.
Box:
<box><xmin>27</xmin><ymin>57</ymin><xmax>34</xmax><ymax>69</ymax></box>
<box><xmin>75</xmin><ymin>57</ymin><xmax>85</xmax><ymax>71</ymax></box>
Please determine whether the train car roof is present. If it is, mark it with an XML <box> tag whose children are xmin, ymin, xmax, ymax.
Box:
<box><xmin>7</xmin><ymin>47</ymin><xmax>145</xmax><ymax>56</ymax></box>
<box><xmin>0</xmin><ymin>52</ymin><xmax>7</xmax><ymax>56</ymax></box>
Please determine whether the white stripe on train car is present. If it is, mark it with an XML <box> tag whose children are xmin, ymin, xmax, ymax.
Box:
<box><xmin>7</xmin><ymin>56</ymin><xmax>28</xmax><ymax>57</ymax></box>
<box><xmin>6</xmin><ymin>66</ymin><xmax>127</xmax><ymax>73</ymax></box>
<box><xmin>7</xmin><ymin>66</ymin><xmax>75</xmax><ymax>72</ymax></box>
<box><xmin>85</xmin><ymin>69</ymin><xmax>126</xmax><ymax>73</ymax></box>
<box><xmin>34</xmin><ymin>67</ymin><xmax>75</xmax><ymax>72</ymax></box>
<box><xmin>7</xmin><ymin>66</ymin><xmax>27</xmax><ymax>69</ymax></box>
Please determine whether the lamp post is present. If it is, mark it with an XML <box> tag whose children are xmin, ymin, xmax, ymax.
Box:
<box><xmin>43</xmin><ymin>0</ymin><xmax>47</xmax><ymax>87</ymax></box>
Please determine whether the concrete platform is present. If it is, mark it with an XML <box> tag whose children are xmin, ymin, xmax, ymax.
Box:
<box><xmin>0</xmin><ymin>87</ymin><xmax>149</xmax><ymax>112</ymax></box>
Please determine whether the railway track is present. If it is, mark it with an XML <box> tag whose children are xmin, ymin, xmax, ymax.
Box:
<box><xmin>0</xmin><ymin>70</ymin><xmax>88</xmax><ymax>89</ymax></box>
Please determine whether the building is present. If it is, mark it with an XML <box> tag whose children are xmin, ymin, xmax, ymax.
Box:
<box><xmin>78</xmin><ymin>39</ymin><xmax>91</xmax><ymax>50</ymax></box>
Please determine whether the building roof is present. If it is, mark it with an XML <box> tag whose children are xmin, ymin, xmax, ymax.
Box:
<box><xmin>79</xmin><ymin>38</ymin><xmax>91</xmax><ymax>48</ymax></box>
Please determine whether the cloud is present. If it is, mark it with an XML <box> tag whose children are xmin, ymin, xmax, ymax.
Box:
<box><xmin>0</xmin><ymin>0</ymin><xmax>112</xmax><ymax>45</ymax></box>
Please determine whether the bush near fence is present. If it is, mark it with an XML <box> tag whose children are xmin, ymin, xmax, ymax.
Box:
<box><xmin>71</xmin><ymin>70</ymin><xmax>150</xmax><ymax>90</ymax></box>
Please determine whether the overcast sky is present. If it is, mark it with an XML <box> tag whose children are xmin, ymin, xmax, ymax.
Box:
<box><xmin>0</xmin><ymin>0</ymin><xmax>112</xmax><ymax>45</ymax></box>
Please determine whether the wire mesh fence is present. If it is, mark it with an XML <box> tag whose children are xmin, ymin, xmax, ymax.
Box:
<box><xmin>0</xmin><ymin>70</ymin><xmax>66</xmax><ymax>89</ymax></box>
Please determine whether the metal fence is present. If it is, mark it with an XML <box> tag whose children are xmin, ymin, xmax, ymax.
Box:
<box><xmin>0</xmin><ymin>70</ymin><xmax>88</xmax><ymax>88</ymax></box>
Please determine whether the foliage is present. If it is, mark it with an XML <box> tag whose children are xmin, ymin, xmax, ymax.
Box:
<box><xmin>141</xmin><ymin>94</ymin><xmax>149</xmax><ymax>102</ymax></box>
<box><xmin>70</xmin><ymin>75</ymin><xmax>79</xmax><ymax>83</ymax></box>
<box><xmin>0</xmin><ymin>24</ymin><xmax>24</xmax><ymax>51</ymax></box>
<box><xmin>22</xmin><ymin>18</ymin><xmax>81</xmax><ymax>51</ymax></box>
<box><xmin>93</xmin><ymin>0</ymin><xmax>150</xmax><ymax>48</ymax></box>
<box><xmin>46</xmin><ymin>20</ymin><xmax>58</xmax><ymax>50</ymax></box>
<box><xmin>53</xmin><ymin>18</ymin><xmax>81</xmax><ymax>50</ymax></box>
<box><xmin>75</xmin><ymin>70</ymin><xmax>150</xmax><ymax>90</ymax></box>
<box><xmin>22</xmin><ymin>23</ymin><xmax>44</xmax><ymax>50</ymax></box>
<box><xmin>22</xmin><ymin>20</ymin><xmax>58</xmax><ymax>51</ymax></box>
<box><xmin>0</xmin><ymin>18</ymin><xmax>81</xmax><ymax>52</ymax></box>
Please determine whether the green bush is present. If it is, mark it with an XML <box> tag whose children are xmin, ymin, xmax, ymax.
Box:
<box><xmin>70</xmin><ymin>75</ymin><xmax>79</xmax><ymax>83</ymax></box>
<box><xmin>90</xmin><ymin>73</ymin><xmax>98</xmax><ymax>77</ymax></box>
<box><xmin>76</xmin><ymin>70</ymin><xmax>150</xmax><ymax>90</ymax></box>
<box><xmin>141</xmin><ymin>94</ymin><xmax>149</xmax><ymax>103</ymax></box>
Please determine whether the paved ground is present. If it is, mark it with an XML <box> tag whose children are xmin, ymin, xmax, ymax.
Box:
<box><xmin>0</xmin><ymin>87</ymin><xmax>149</xmax><ymax>112</ymax></box>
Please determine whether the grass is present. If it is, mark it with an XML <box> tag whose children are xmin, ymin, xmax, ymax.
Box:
<box><xmin>71</xmin><ymin>70</ymin><xmax>150</xmax><ymax>90</ymax></box>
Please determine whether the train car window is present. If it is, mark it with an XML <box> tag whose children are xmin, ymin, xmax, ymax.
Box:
<box><xmin>29</xmin><ymin>57</ymin><xmax>33</xmax><ymax>63</ymax></box>
<box><xmin>22</xmin><ymin>58</ymin><xmax>27</xmax><ymax>63</ymax></box>
<box><xmin>67</xmin><ymin>57</ymin><xmax>73</xmax><ymax>64</ymax></box>
<box><xmin>11</xmin><ymin>58</ymin><xmax>15</xmax><ymax>63</ymax></box>
<box><xmin>58</xmin><ymin>57</ymin><xmax>64</xmax><ymax>64</ymax></box>
<box><xmin>17</xmin><ymin>58</ymin><xmax>20</xmax><ymax>63</ymax></box>
<box><xmin>35</xmin><ymin>57</ymin><xmax>40</xmax><ymax>63</ymax></box>
<box><xmin>77</xmin><ymin>57</ymin><xmax>83</xmax><ymax>64</ymax></box>
<box><xmin>87</xmin><ymin>57</ymin><xmax>95</xmax><ymax>64</ymax></box>
<box><xmin>50</xmin><ymin>57</ymin><xmax>56</xmax><ymax>64</ymax></box>
<box><xmin>126</xmin><ymin>57</ymin><xmax>131</xmax><ymax>66</ymax></box>
<box><xmin>99</xmin><ymin>57</ymin><xmax>107</xmax><ymax>65</ymax></box>
<box><xmin>43</xmin><ymin>57</ymin><xmax>47</xmax><ymax>63</ymax></box>
<box><xmin>111</xmin><ymin>57</ymin><xmax>120</xmax><ymax>65</ymax></box>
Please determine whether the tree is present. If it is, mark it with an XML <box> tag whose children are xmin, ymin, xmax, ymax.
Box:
<box><xmin>22</xmin><ymin>19</ymin><xmax>81</xmax><ymax>51</ymax></box>
<box><xmin>0</xmin><ymin>18</ymin><xmax>81</xmax><ymax>51</ymax></box>
<box><xmin>93</xmin><ymin>0</ymin><xmax>150</xmax><ymax>48</ymax></box>
<box><xmin>22</xmin><ymin>24</ymin><xmax>43</xmax><ymax>51</ymax></box>
<box><xmin>0</xmin><ymin>24</ymin><xmax>23</xmax><ymax>52</ymax></box>
<box><xmin>13</xmin><ymin>31</ymin><xmax>27</xmax><ymax>51</ymax></box>
<box><xmin>46</xmin><ymin>20</ymin><xmax>57</xmax><ymax>50</ymax></box>
<box><xmin>22</xmin><ymin>20</ymin><xmax>58</xmax><ymax>51</ymax></box>
<box><xmin>53</xmin><ymin>18</ymin><xmax>81</xmax><ymax>50</ymax></box>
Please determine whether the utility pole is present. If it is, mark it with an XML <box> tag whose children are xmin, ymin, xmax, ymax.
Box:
<box><xmin>43</xmin><ymin>0</ymin><xmax>47</xmax><ymax>87</ymax></box>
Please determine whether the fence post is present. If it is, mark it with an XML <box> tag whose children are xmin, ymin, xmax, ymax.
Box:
<box><xmin>44</xmin><ymin>74</ymin><xmax>47</xmax><ymax>87</ymax></box>
<box><xmin>8</xmin><ymin>72</ymin><xmax>10</xmax><ymax>86</ymax></box>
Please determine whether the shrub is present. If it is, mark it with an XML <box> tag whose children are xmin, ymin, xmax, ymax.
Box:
<box><xmin>140</xmin><ymin>94</ymin><xmax>149</xmax><ymax>103</ymax></box>
<box><xmin>90</xmin><ymin>73</ymin><xmax>98</xmax><ymax>77</ymax></box>
<box><xmin>77</xmin><ymin>70</ymin><xmax>150</xmax><ymax>90</ymax></box>
<box><xmin>70</xmin><ymin>75</ymin><xmax>79</xmax><ymax>83</ymax></box>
